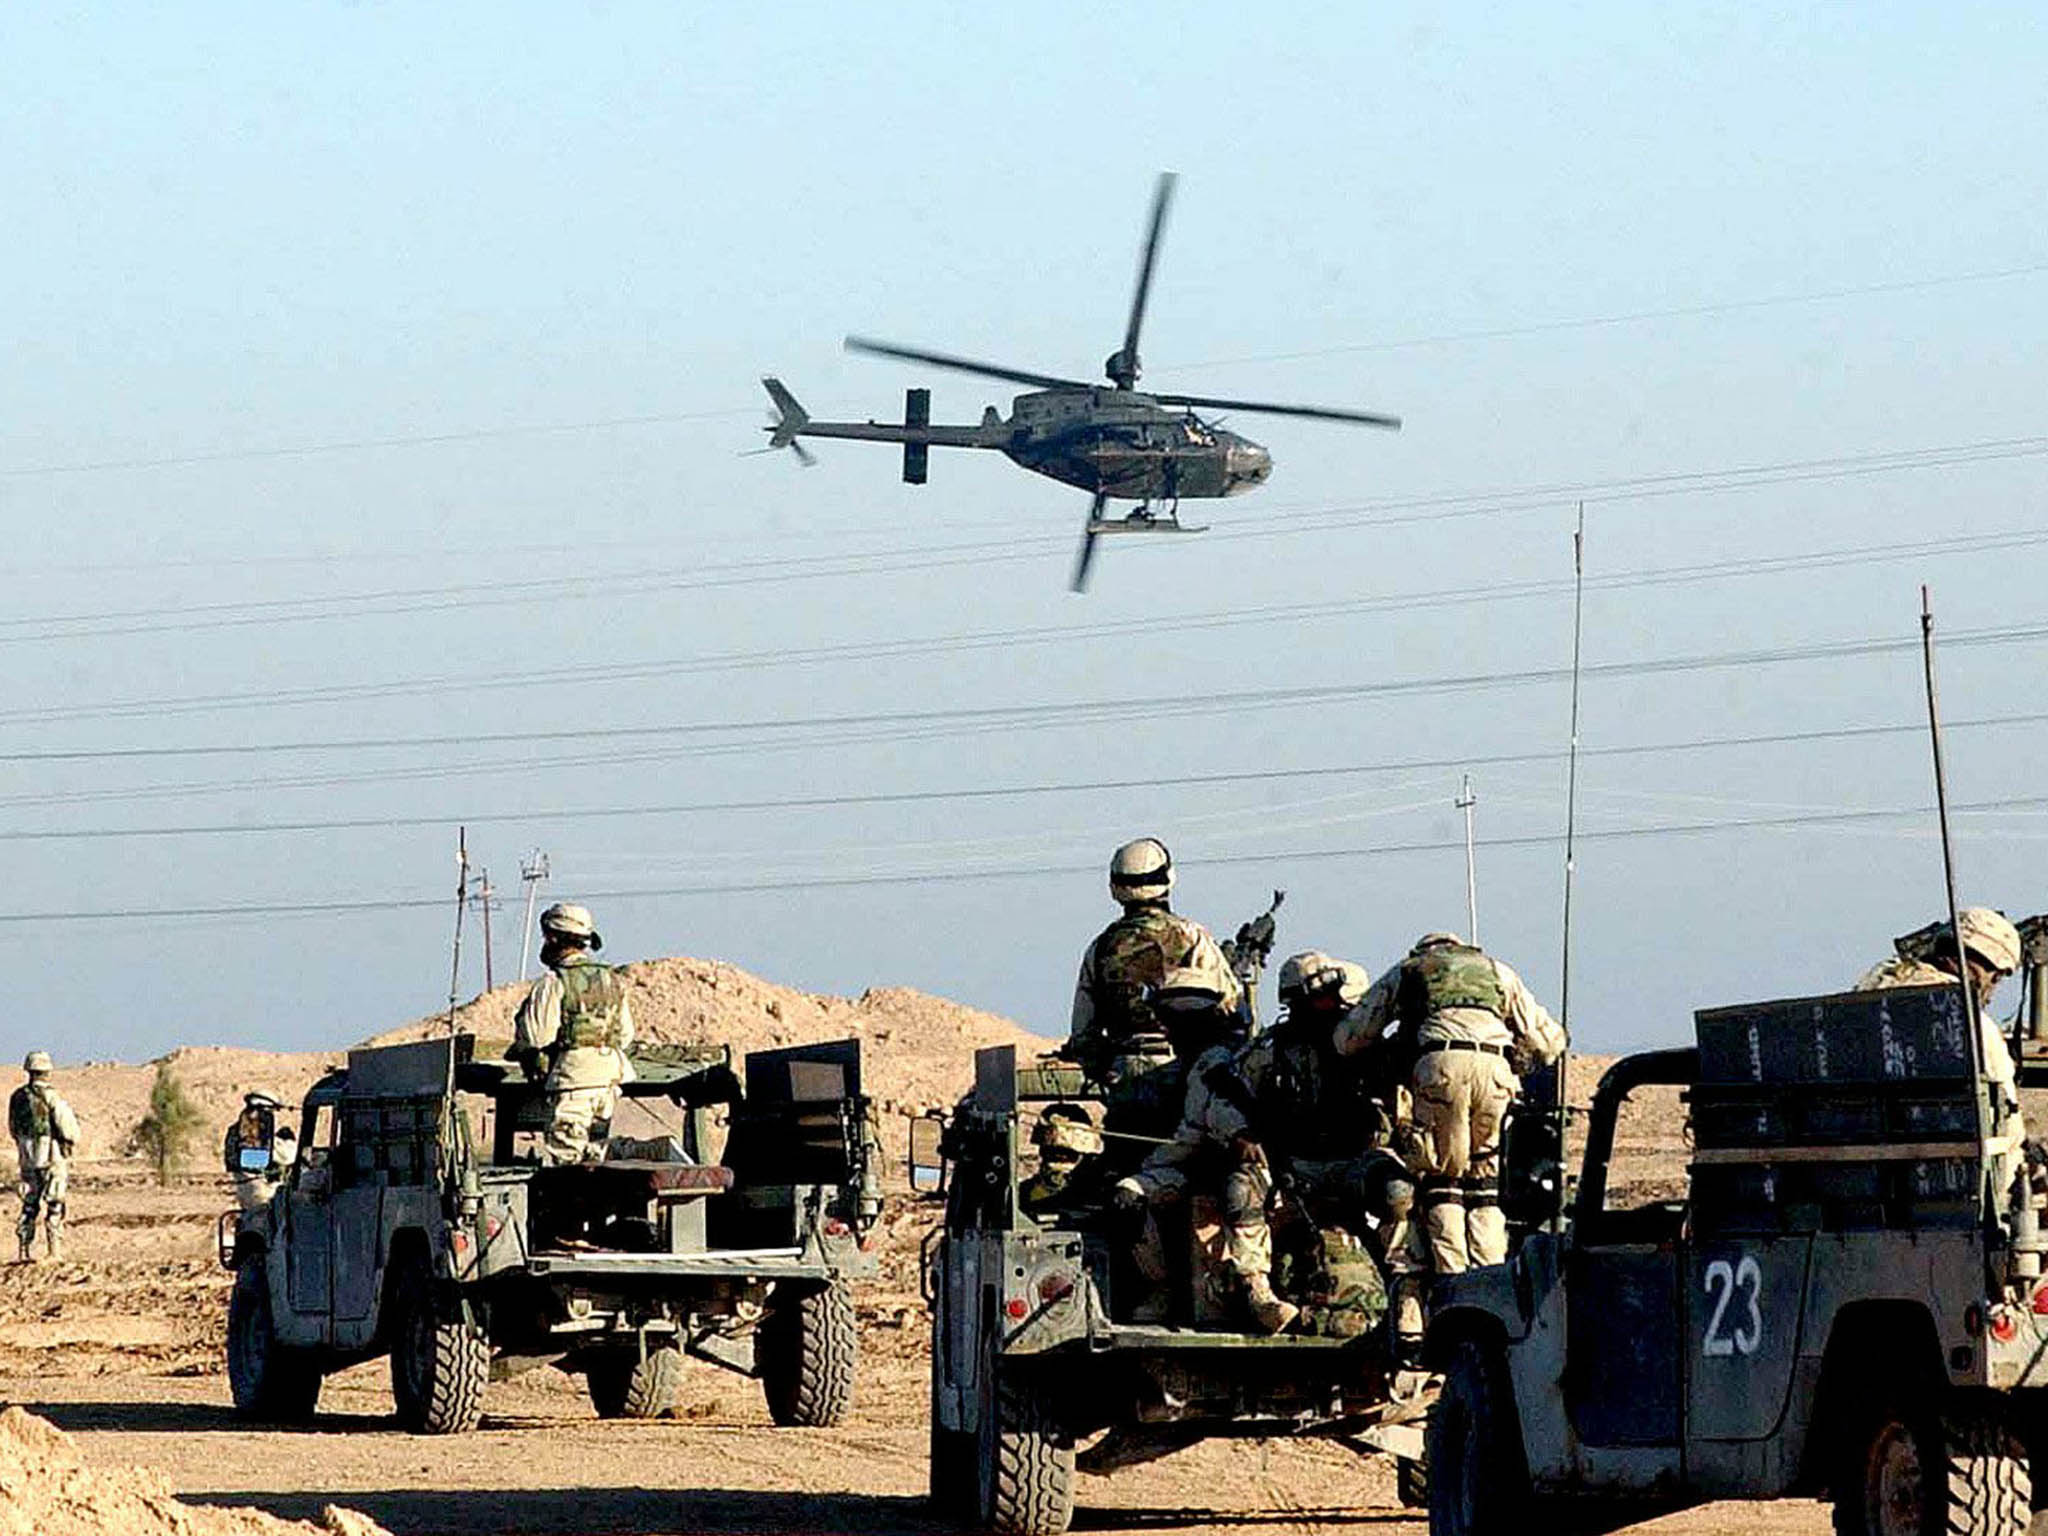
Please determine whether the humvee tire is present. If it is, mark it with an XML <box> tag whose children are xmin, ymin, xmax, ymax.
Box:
<box><xmin>585</xmin><ymin>1344</ymin><xmax>683</xmax><ymax>1420</ymax></box>
<box><xmin>388</xmin><ymin>1252</ymin><xmax>488</xmax><ymax>1435</ymax></box>
<box><xmin>760</xmin><ymin>1278</ymin><xmax>856</xmax><ymax>1427</ymax></box>
<box><xmin>226</xmin><ymin>1261</ymin><xmax>322</xmax><ymax>1422</ymax></box>
<box><xmin>1397</xmin><ymin>1444</ymin><xmax>1430</xmax><ymax>1510</ymax></box>
<box><xmin>1834</xmin><ymin>1403</ymin><xmax>2031</xmax><ymax>1536</ymax></box>
<box><xmin>975</xmin><ymin>1361</ymin><xmax>1074</xmax><ymax>1536</ymax></box>
<box><xmin>1428</xmin><ymin>1339</ymin><xmax>1526</xmax><ymax>1536</ymax></box>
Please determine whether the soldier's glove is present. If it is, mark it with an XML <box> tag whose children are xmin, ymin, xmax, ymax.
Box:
<box><xmin>1112</xmin><ymin>1176</ymin><xmax>1150</xmax><ymax>1211</ymax></box>
<box><xmin>1232</xmin><ymin>1135</ymin><xmax>1268</xmax><ymax>1173</ymax></box>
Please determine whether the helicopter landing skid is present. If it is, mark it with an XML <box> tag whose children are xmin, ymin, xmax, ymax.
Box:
<box><xmin>1071</xmin><ymin>494</ymin><xmax>1207</xmax><ymax>592</ymax></box>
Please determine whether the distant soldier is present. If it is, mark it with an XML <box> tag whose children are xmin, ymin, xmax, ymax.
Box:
<box><xmin>512</xmin><ymin>903</ymin><xmax>636</xmax><ymax>1165</ymax></box>
<box><xmin>1338</xmin><ymin>934</ymin><xmax>1566</xmax><ymax>1275</ymax></box>
<box><xmin>1064</xmin><ymin>838</ymin><xmax>1241</xmax><ymax>1092</ymax></box>
<box><xmin>10</xmin><ymin>1052</ymin><xmax>79</xmax><ymax>1263</ymax></box>
<box><xmin>223</xmin><ymin>1092</ymin><xmax>293</xmax><ymax>1212</ymax></box>
<box><xmin>1855</xmin><ymin>906</ymin><xmax>2025</xmax><ymax>1163</ymax></box>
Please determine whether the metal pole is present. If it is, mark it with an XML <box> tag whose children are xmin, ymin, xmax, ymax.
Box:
<box><xmin>1457</xmin><ymin>773</ymin><xmax>1479</xmax><ymax>944</ymax></box>
<box><xmin>1920</xmin><ymin>588</ymin><xmax>1982</xmax><ymax>1069</ymax></box>
<box><xmin>518</xmin><ymin>850</ymin><xmax>550</xmax><ymax>981</ymax></box>
<box><xmin>447</xmin><ymin>826</ymin><xmax>469</xmax><ymax>1035</ymax></box>
<box><xmin>1555</xmin><ymin>503</ymin><xmax>1587</xmax><ymax>1232</ymax></box>
<box><xmin>476</xmin><ymin>868</ymin><xmax>495</xmax><ymax>993</ymax></box>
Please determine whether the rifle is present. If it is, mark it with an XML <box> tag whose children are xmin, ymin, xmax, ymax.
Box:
<box><xmin>1221</xmin><ymin>889</ymin><xmax>1286</xmax><ymax>1029</ymax></box>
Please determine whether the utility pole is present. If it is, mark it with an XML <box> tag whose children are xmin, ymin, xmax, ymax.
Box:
<box><xmin>446</xmin><ymin>826</ymin><xmax>469</xmax><ymax>1034</ymax></box>
<box><xmin>1456</xmin><ymin>773</ymin><xmax>1479</xmax><ymax>944</ymax></box>
<box><xmin>471</xmin><ymin>867</ymin><xmax>498</xmax><ymax>993</ymax></box>
<box><xmin>517</xmin><ymin>850</ymin><xmax>551</xmax><ymax>981</ymax></box>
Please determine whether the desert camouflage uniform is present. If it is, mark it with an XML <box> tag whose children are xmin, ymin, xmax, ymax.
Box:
<box><xmin>513</xmin><ymin>952</ymin><xmax>637</xmax><ymax>1163</ymax></box>
<box><xmin>1067</xmin><ymin>904</ymin><xmax>1241</xmax><ymax>1083</ymax></box>
<box><xmin>10</xmin><ymin>1078</ymin><xmax>79</xmax><ymax>1260</ymax></box>
<box><xmin>1338</xmin><ymin>941</ymin><xmax>1566</xmax><ymax>1274</ymax></box>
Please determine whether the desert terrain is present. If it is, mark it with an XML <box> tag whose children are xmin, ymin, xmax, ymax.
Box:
<box><xmin>0</xmin><ymin>957</ymin><xmax>1838</xmax><ymax>1536</ymax></box>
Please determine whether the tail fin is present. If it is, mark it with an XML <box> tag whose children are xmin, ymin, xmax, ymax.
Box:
<box><xmin>761</xmin><ymin>377</ymin><xmax>816</xmax><ymax>465</ymax></box>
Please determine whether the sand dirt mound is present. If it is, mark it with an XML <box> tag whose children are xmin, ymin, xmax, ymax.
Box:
<box><xmin>368</xmin><ymin>955</ymin><xmax>1055</xmax><ymax>1122</ymax></box>
<box><xmin>0</xmin><ymin>1404</ymin><xmax>389</xmax><ymax>1536</ymax></box>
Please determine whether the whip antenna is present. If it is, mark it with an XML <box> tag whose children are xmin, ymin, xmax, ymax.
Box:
<box><xmin>1555</xmin><ymin>502</ymin><xmax>1587</xmax><ymax>1229</ymax></box>
<box><xmin>1919</xmin><ymin>588</ymin><xmax>1982</xmax><ymax>1070</ymax></box>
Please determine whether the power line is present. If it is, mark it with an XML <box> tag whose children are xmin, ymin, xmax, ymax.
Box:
<box><xmin>6</xmin><ymin>706</ymin><xmax>2048</xmax><ymax>842</ymax></box>
<box><xmin>3</xmin><ymin>791</ymin><xmax>2040</xmax><ymax>926</ymax></box>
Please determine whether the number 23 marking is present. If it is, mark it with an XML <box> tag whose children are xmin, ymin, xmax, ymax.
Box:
<box><xmin>1701</xmin><ymin>1256</ymin><xmax>1763</xmax><ymax>1358</ymax></box>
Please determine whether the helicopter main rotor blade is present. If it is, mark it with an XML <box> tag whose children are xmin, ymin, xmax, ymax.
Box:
<box><xmin>844</xmin><ymin>337</ymin><xmax>1087</xmax><ymax>393</ymax></box>
<box><xmin>1153</xmin><ymin>391</ymin><xmax>1402</xmax><ymax>429</ymax></box>
<box><xmin>1111</xmin><ymin>172</ymin><xmax>1177</xmax><ymax>389</ymax></box>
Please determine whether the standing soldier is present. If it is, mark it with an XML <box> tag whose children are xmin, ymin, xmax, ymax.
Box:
<box><xmin>511</xmin><ymin>903</ymin><xmax>636</xmax><ymax>1165</ymax></box>
<box><xmin>1064</xmin><ymin>838</ymin><xmax>1241</xmax><ymax>1097</ymax></box>
<box><xmin>10</xmin><ymin>1052</ymin><xmax>79</xmax><ymax>1263</ymax></box>
<box><xmin>1337</xmin><ymin>934</ymin><xmax>1566</xmax><ymax>1276</ymax></box>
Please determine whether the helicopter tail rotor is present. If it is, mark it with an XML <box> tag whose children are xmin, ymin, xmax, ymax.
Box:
<box><xmin>760</xmin><ymin>377</ymin><xmax>818</xmax><ymax>466</ymax></box>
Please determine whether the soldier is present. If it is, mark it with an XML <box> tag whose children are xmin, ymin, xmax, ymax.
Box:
<box><xmin>511</xmin><ymin>902</ymin><xmax>636</xmax><ymax>1165</ymax></box>
<box><xmin>1064</xmin><ymin>838</ymin><xmax>1241</xmax><ymax>1099</ymax></box>
<box><xmin>223</xmin><ymin>1092</ymin><xmax>290</xmax><ymax>1212</ymax></box>
<box><xmin>10</xmin><ymin>1052</ymin><xmax>79</xmax><ymax>1263</ymax></box>
<box><xmin>1111</xmin><ymin>969</ymin><xmax>1289</xmax><ymax>1332</ymax></box>
<box><xmin>1855</xmin><ymin>906</ymin><xmax>2025</xmax><ymax>1161</ymax></box>
<box><xmin>1337</xmin><ymin>934</ymin><xmax>1566</xmax><ymax>1276</ymax></box>
<box><xmin>1019</xmin><ymin>1106</ymin><xmax>1107</xmax><ymax>1220</ymax></box>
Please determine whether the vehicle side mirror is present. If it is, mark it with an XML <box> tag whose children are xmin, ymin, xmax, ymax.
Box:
<box><xmin>908</xmin><ymin>1112</ymin><xmax>948</xmax><ymax>1197</ymax></box>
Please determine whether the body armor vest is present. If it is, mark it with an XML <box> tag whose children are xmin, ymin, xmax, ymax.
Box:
<box><xmin>1397</xmin><ymin>944</ymin><xmax>1506</xmax><ymax>1024</ymax></box>
<box><xmin>8</xmin><ymin>1085</ymin><xmax>49</xmax><ymax>1140</ymax></box>
<box><xmin>1090</xmin><ymin>906</ymin><xmax>1198</xmax><ymax>1045</ymax></box>
<box><xmin>556</xmin><ymin>961</ymin><xmax>627</xmax><ymax>1051</ymax></box>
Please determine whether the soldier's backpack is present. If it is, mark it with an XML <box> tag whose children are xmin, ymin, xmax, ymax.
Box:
<box><xmin>8</xmin><ymin>1085</ymin><xmax>50</xmax><ymax>1141</ymax></box>
<box><xmin>1277</xmin><ymin>1225</ymin><xmax>1388</xmax><ymax>1339</ymax></box>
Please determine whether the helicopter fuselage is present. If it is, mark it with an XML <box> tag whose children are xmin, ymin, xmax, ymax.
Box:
<box><xmin>1001</xmin><ymin>389</ymin><xmax>1271</xmax><ymax>500</ymax></box>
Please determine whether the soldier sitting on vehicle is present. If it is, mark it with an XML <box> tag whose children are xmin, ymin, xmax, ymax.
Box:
<box><xmin>511</xmin><ymin>902</ymin><xmax>637</xmax><ymax>1165</ymax></box>
<box><xmin>1019</xmin><ymin>1105</ymin><xmax>1109</xmax><ymax>1220</ymax></box>
<box><xmin>1855</xmin><ymin>905</ymin><xmax>2027</xmax><ymax>1185</ymax></box>
<box><xmin>1063</xmin><ymin>839</ymin><xmax>1241</xmax><ymax>1144</ymax></box>
<box><xmin>1112</xmin><ymin>968</ymin><xmax>1288</xmax><ymax>1332</ymax></box>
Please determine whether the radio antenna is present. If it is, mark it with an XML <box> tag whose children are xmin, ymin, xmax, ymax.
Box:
<box><xmin>1919</xmin><ymin>588</ymin><xmax>1982</xmax><ymax>1068</ymax></box>
<box><xmin>446</xmin><ymin>826</ymin><xmax>469</xmax><ymax>1035</ymax></box>
<box><xmin>1554</xmin><ymin>502</ymin><xmax>1587</xmax><ymax>1230</ymax></box>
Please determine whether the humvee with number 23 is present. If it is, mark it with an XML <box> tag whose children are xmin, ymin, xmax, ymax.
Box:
<box><xmin>1428</xmin><ymin>982</ymin><xmax>2048</xmax><ymax>1536</ymax></box>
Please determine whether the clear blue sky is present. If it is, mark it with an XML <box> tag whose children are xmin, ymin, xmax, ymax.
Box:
<box><xmin>2</xmin><ymin>4</ymin><xmax>2044</xmax><ymax>1062</ymax></box>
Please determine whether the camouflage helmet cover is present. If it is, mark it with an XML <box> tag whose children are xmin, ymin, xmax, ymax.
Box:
<box><xmin>1410</xmin><ymin>931</ymin><xmax>1466</xmax><ymax>955</ymax></box>
<box><xmin>1278</xmin><ymin>949</ymin><xmax>1341</xmax><ymax>999</ymax></box>
<box><xmin>21</xmin><ymin>1051</ymin><xmax>51</xmax><ymax>1075</ymax></box>
<box><xmin>540</xmin><ymin>902</ymin><xmax>603</xmax><ymax>951</ymax></box>
<box><xmin>242</xmin><ymin>1091</ymin><xmax>284</xmax><ymax>1111</ymax></box>
<box><xmin>1032</xmin><ymin>1105</ymin><xmax>1104</xmax><ymax>1158</ymax></box>
<box><xmin>1109</xmin><ymin>837</ymin><xmax>1174</xmax><ymax>902</ymax></box>
<box><xmin>1958</xmin><ymin>907</ymin><xmax>2022</xmax><ymax>975</ymax></box>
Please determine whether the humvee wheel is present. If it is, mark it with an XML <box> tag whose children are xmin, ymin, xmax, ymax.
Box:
<box><xmin>586</xmin><ymin>1344</ymin><xmax>682</xmax><ymax>1420</ymax></box>
<box><xmin>1836</xmin><ymin>1405</ymin><xmax>2030</xmax><ymax>1536</ymax></box>
<box><xmin>388</xmin><ymin>1254</ymin><xmax>487</xmax><ymax>1435</ymax></box>
<box><xmin>1397</xmin><ymin>1447</ymin><xmax>1430</xmax><ymax>1510</ymax></box>
<box><xmin>975</xmin><ymin>1359</ymin><xmax>1074</xmax><ymax>1536</ymax></box>
<box><xmin>760</xmin><ymin>1278</ymin><xmax>857</xmax><ymax>1427</ymax></box>
<box><xmin>226</xmin><ymin>1260</ymin><xmax>322</xmax><ymax>1422</ymax></box>
<box><xmin>1428</xmin><ymin>1339</ymin><xmax>1526</xmax><ymax>1536</ymax></box>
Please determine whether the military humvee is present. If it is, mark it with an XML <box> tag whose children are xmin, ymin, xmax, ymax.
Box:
<box><xmin>1428</xmin><ymin>983</ymin><xmax>2047</xmax><ymax>1536</ymax></box>
<box><xmin>220</xmin><ymin>1032</ymin><xmax>877</xmax><ymax>1434</ymax></box>
<box><xmin>914</xmin><ymin>1045</ymin><xmax>1427</xmax><ymax>1536</ymax></box>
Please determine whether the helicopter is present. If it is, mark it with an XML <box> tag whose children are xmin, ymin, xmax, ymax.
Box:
<box><xmin>758</xmin><ymin>172</ymin><xmax>1401</xmax><ymax>590</ymax></box>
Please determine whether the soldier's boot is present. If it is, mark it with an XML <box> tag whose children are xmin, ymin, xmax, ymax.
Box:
<box><xmin>43</xmin><ymin>1225</ymin><xmax>61</xmax><ymax>1263</ymax></box>
<box><xmin>1241</xmin><ymin>1273</ymin><xmax>1299</xmax><ymax>1336</ymax></box>
<box><xmin>14</xmin><ymin>1233</ymin><xmax>31</xmax><ymax>1264</ymax></box>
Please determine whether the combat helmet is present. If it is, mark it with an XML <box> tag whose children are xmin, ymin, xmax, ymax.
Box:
<box><xmin>1109</xmin><ymin>838</ymin><xmax>1174</xmax><ymax>904</ymax></box>
<box><xmin>1031</xmin><ymin>1105</ymin><xmax>1104</xmax><ymax>1165</ymax></box>
<box><xmin>1278</xmin><ymin>950</ymin><xmax>1343</xmax><ymax>1003</ymax></box>
<box><xmin>1957</xmin><ymin>907</ymin><xmax>2023</xmax><ymax>976</ymax></box>
<box><xmin>1410</xmin><ymin>931</ymin><xmax>1466</xmax><ymax>955</ymax></box>
<box><xmin>539</xmin><ymin>902</ymin><xmax>603</xmax><ymax>951</ymax></box>
<box><xmin>20</xmin><ymin>1051</ymin><xmax>51</xmax><ymax>1076</ymax></box>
